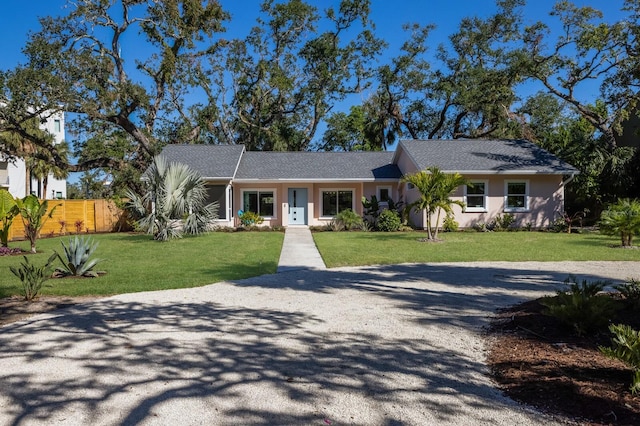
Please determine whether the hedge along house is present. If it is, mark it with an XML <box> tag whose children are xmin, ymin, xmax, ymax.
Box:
<box><xmin>159</xmin><ymin>139</ymin><xmax>578</xmax><ymax>229</ymax></box>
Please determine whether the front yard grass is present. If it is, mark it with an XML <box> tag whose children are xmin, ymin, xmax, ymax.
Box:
<box><xmin>313</xmin><ymin>230</ymin><xmax>640</xmax><ymax>267</ymax></box>
<box><xmin>0</xmin><ymin>232</ymin><xmax>284</xmax><ymax>298</ymax></box>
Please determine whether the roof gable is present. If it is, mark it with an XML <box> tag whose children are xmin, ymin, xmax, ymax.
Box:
<box><xmin>159</xmin><ymin>144</ymin><xmax>245</xmax><ymax>179</ymax></box>
<box><xmin>397</xmin><ymin>139</ymin><xmax>579</xmax><ymax>174</ymax></box>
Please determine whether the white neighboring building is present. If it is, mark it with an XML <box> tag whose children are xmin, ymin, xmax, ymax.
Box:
<box><xmin>0</xmin><ymin>111</ymin><xmax>67</xmax><ymax>199</ymax></box>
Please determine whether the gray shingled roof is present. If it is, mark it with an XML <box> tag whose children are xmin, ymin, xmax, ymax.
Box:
<box><xmin>159</xmin><ymin>144</ymin><xmax>244</xmax><ymax>179</ymax></box>
<box><xmin>397</xmin><ymin>139</ymin><xmax>579</xmax><ymax>174</ymax></box>
<box><xmin>235</xmin><ymin>151</ymin><xmax>401</xmax><ymax>180</ymax></box>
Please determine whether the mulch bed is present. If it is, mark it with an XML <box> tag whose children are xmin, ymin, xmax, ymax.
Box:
<box><xmin>486</xmin><ymin>298</ymin><xmax>640</xmax><ymax>425</ymax></box>
<box><xmin>0</xmin><ymin>295</ymin><xmax>101</xmax><ymax>327</ymax></box>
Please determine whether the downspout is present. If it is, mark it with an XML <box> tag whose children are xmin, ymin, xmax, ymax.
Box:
<box><xmin>561</xmin><ymin>173</ymin><xmax>577</xmax><ymax>187</ymax></box>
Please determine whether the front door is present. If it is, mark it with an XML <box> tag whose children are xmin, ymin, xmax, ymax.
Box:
<box><xmin>288</xmin><ymin>188</ymin><xmax>307</xmax><ymax>225</ymax></box>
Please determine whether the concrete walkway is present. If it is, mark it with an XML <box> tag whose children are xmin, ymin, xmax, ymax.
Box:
<box><xmin>277</xmin><ymin>226</ymin><xmax>326</xmax><ymax>272</ymax></box>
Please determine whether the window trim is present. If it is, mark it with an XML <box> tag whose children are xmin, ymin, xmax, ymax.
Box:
<box><xmin>464</xmin><ymin>180</ymin><xmax>488</xmax><ymax>213</ymax></box>
<box><xmin>319</xmin><ymin>188</ymin><xmax>355</xmax><ymax>218</ymax></box>
<box><xmin>376</xmin><ymin>185</ymin><xmax>392</xmax><ymax>202</ymax></box>
<box><xmin>504</xmin><ymin>180</ymin><xmax>529</xmax><ymax>212</ymax></box>
<box><xmin>240</xmin><ymin>188</ymin><xmax>277</xmax><ymax>219</ymax></box>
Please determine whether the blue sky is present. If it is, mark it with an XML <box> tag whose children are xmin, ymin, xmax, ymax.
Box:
<box><xmin>0</xmin><ymin>0</ymin><xmax>627</xmax><ymax>183</ymax></box>
<box><xmin>0</xmin><ymin>1</ymin><xmax>626</xmax><ymax>71</ymax></box>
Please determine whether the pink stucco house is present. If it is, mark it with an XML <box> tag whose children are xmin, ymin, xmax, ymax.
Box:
<box><xmin>159</xmin><ymin>139</ymin><xmax>578</xmax><ymax>229</ymax></box>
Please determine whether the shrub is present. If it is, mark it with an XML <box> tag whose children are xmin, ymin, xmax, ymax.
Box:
<box><xmin>442</xmin><ymin>214</ymin><xmax>459</xmax><ymax>232</ymax></box>
<box><xmin>615</xmin><ymin>278</ymin><xmax>640</xmax><ymax>309</ymax></box>
<box><xmin>327</xmin><ymin>219</ymin><xmax>344</xmax><ymax>232</ymax></box>
<box><xmin>541</xmin><ymin>275</ymin><xmax>615</xmax><ymax>336</ymax></box>
<box><xmin>492</xmin><ymin>213</ymin><xmax>515</xmax><ymax>231</ymax></box>
<box><xmin>472</xmin><ymin>222</ymin><xmax>489</xmax><ymax>232</ymax></box>
<box><xmin>53</xmin><ymin>236</ymin><xmax>105</xmax><ymax>278</ymax></box>
<box><xmin>10</xmin><ymin>254</ymin><xmax>56</xmax><ymax>301</ymax></box>
<box><xmin>549</xmin><ymin>216</ymin><xmax>568</xmax><ymax>233</ymax></box>
<box><xmin>239</xmin><ymin>211</ymin><xmax>264</xmax><ymax>227</ymax></box>
<box><xmin>0</xmin><ymin>247</ymin><xmax>22</xmax><ymax>256</ymax></box>
<box><xmin>600</xmin><ymin>324</ymin><xmax>640</xmax><ymax>394</ymax></box>
<box><xmin>335</xmin><ymin>208</ymin><xmax>363</xmax><ymax>231</ymax></box>
<box><xmin>376</xmin><ymin>209</ymin><xmax>401</xmax><ymax>232</ymax></box>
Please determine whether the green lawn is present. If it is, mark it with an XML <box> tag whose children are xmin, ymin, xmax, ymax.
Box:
<box><xmin>0</xmin><ymin>232</ymin><xmax>284</xmax><ymax>298</ymax></box>
<box><xmin>313</xmin><ymin>230</ymin><xmax>640</xmax><ymax>267</ymax></box>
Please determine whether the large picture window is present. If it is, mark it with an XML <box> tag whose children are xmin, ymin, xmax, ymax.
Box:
<box><xmin>243</xmin><ymin>190</ymin><xmax>274</xmax><ymax>217</ymax></box>
<box><xmin>322</xmin><ymin>190</ymin><xmax>353</xmax><ymax>217</ymax></box>
<box><xmin>505</xmin><ymin>181</ymin><xmax>528</xmax><ymax>211</ymax></box>
<box><xmin>464</xmin><ymin>181</ymin><xmax>487</xmax><ymax>212</ymax></box>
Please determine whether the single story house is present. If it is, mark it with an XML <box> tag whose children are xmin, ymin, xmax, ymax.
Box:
<box><xmin>159</xmin><ymin>139</ymin><xmax>578</xmax><ymax>229</ymax></box>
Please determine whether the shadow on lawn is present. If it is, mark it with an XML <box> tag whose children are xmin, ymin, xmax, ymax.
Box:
<box><xmin>1</xmin><ymin>262</ymin><xmax>638</xmax><ymax>425</ymax></box>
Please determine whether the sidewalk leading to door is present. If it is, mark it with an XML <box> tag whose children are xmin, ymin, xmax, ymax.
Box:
<box><xmin>277</xmin><ymin>226</ymin><xmax>326</xmax><ymax>273</ymax></box>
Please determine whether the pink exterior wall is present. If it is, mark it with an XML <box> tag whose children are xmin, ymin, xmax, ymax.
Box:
<box><xmin>232</xmin><ymin>182</ymin><xmax>372</xmax><ymax>227</ymax></box>
<box><xmin>438</xmin><ymin>174</ymin><xmax>565</xmax><ymax>229</ymax></box>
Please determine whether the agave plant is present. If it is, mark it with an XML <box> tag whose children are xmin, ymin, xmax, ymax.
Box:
<box><xmin>53</xmin><ymin>236</ymin><xmax>104</xmax><ymax>277</ymax></box>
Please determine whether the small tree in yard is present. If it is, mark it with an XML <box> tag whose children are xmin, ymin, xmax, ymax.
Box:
<box><xmin>401</xmin><ymin>167</ymin><xmax>468</xmax><ymax>241</ymax></box>
<box><xmin>15</xmin><ymin>195</ymin><xmax>59</xmax><ymax>254</ymax></box>
<box><xmin>126</xmin><ymin>155</ymin><xmax>218</xmax><ymax>241</ymax></box>
<box><xmin>0</xmin><ymin>189</ymin><xmax>19</xmax><ymax>247</ymax></box>
<box><xmin>599</xmin><ymin>199</ymin><xmax>640</xmax><ymax>247</ymax></box>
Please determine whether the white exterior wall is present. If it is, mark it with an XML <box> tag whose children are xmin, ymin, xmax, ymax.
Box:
<box><xmin>1</xmin><ymin>111</ymin><xmax>67</xmax><ymax>199</ymax></box>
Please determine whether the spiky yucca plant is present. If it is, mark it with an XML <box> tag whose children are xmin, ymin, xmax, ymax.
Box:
<box><xmin>53</xmin><ymin>236</ymin><xmax>104</xmax><ymax>277</ymax></box>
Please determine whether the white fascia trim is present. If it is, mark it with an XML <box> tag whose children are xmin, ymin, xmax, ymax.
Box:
<box><xmin>233</xmin><ymin>178</ymin><xmax>388</xmax><ymax>183</ymax></box>
<box><xmin>441</xmin><ymin>170</ymin><xmax>570</xmax><ymax>175</ymax></box>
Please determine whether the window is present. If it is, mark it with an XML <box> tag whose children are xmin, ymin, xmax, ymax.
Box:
<box><xmin>53</xmin><ymin>119</ymin><xmax>61</xmax><ymax>133</ymax></box>
<box><xmin>321</xmin><ymin>190</ymin><xmax>353</xmax><ymax>217</ymax></box>
<box><xmin>505</xmin><ymin>181</ymin><xmax>528</xmax><ymax>211</ymax></box>
<box><xmin>377</xmin><ymin>186</ymin><xmax>392</xmax><ymax>202</ymax></box>
<box><xmin>464</xmin><ymin>181</ymin><xmax>487</xmax><ymax>212</ymax></box>
<box><xmin>55</xmin><ymin>191</ymin><xmax>63</xmax><ymax>199</ymax></box>
<box><xmin>243</xmin><ymin>190</ymin><xmax>274</xmax><ymax>217</ymax></box>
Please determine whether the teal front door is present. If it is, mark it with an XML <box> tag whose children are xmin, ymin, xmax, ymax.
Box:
<box><xmin>288</xmin><ymin>188</ymin><xmax>307</xmax><ymax>225</ymax></box>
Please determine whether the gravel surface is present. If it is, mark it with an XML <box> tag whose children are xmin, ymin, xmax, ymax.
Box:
<box><xmin>1</xmin><ymin>261</ymin><xmax>639</xmax><ymax>425</ymax></box>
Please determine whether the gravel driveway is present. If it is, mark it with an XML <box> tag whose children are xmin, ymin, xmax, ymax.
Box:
<box><xmin>1</xmin><ymin>261</ymin><xmax>639</xmax><ymax>425</ymax></box>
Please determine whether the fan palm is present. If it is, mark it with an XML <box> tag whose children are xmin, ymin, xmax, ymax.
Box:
<box><xmin>126</xmin><ymin>155</ymin><xmax>219</xmax><ymax>241</ymax></box>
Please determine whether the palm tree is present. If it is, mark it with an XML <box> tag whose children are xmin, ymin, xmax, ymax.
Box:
<box><xmin>126</xmin><ymin>155</ymin><xmax>219</xmax><ymax>241</ymax></box>
<box><xmin>401</xmin><ymin>166</ymin><xmax>468</xmax><ymax>240</ymax></box>
<box><xmin>599</xmin><ymin>198</ymin><xmax>640</xmax><ymax>247</ymax></box>
<box><xmin>26</xmin><ymin>141</ymin><xmax>69</xmax><ymax>199</ymax></box>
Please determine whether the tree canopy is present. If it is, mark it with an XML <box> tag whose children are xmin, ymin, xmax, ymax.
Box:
<box><xmin>0</xmin><ymin>0</ymin><xmax>638</xmax><ymax>213</ymax></box>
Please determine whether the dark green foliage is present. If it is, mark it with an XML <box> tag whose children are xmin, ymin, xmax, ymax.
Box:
<box><xmin>615</xmin><ymin>279</ymin><xmax>640</xmax><ymax>309</ymax></box>
<box><xmin>541</xmin><ymin>275</ymin><xmax>615</xmax><ymax>336</ymax></box>
<box><xmin>53</xmin><ymin>236</ymin><xmax>104</xmax><ymax>278</ymax></box>
<box><xmin>335</xmin><ymin>208</ymin><xmax>363</xmax><ymax>231</ymax></box>
<box><xmin>376</xmin><ymin>209</ymin><xmax>401</xmax><ymax>232</ymax></box>
<box><xmin>10</xmin><ymin>254</ymin><xmax>56</xmax><ymax>301</ymax></box>
<box><xmin>491</xmin><ymin>213</ymin><xmax>515</xmax><ymax>231</ymax></box>
<box><xmin>362</xmin><ymin>195</ymin><xmax>381</xmax><ymax>226</ymax></box>
<box><xmin>239</xmin><ymin>211</ymin><xmax>264</xmax><ymax>227</ymax></box>
<box><xmin>0</xmin><ymin>189</ymin><xmax>18</xmax><ymax>248</ymax></box>
<box><xmin>600</xmin><ymin>324</ymin><xmax>640</xmax><ymax>394</ymax></box>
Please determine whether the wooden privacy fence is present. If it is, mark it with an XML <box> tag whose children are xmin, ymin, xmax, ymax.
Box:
<box><xmin>8</xmin><ymin>199</ymin><xmax>127</xmax><ymax>242</ymax></box>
